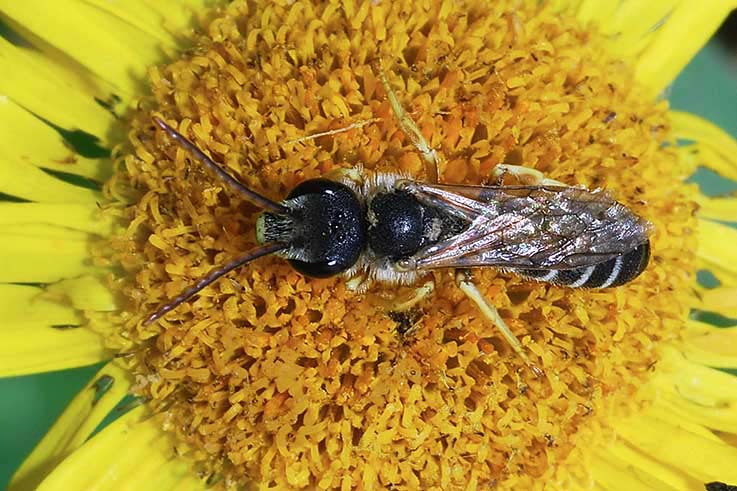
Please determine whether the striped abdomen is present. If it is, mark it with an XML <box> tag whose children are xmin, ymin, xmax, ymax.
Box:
<box><xmin>517</xmin><ymin>241</ymin><xmax>650</xmax><ymax>289</ymax></box>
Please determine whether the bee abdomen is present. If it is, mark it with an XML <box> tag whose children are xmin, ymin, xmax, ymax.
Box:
<box><xmin>518</xmin><ymin>241</ymin><xmax>650</xmax><ymax>289</ymax></box>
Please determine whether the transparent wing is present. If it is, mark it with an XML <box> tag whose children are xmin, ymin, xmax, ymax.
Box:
<box><xmin>398</xmin><ymin>180</ymin><xmax>652</xmax><ymax>271</ymax></box>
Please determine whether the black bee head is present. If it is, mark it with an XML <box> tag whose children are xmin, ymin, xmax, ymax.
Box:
<box><xmin>257</xmin><ymin>179</ymin><xmax>367</xmax><ymax>277</ymax></box>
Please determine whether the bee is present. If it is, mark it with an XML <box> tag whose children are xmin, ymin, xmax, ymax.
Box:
<box><xmin>145</xmin><ymin>68</ymin><xmax>651</xmax><ymax>375</ymax></box>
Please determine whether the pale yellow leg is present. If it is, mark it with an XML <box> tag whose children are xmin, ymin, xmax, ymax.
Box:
<box><xmin>368</xmin><ymin>279</ymin><xmax>435</xmax><ymax>312</ymax></box>
<box><xmin>345</xmin><ymin>276</ymin><xmax>368</xmax><ymax>292</ymax></box>
<box><xmin>383</xmin><ymin>281</ymin><xmax>434</xmax><ymax>339</ymax></box>
<box><xmin>390</xmin><ymin>280</ymin><xmax>434</xmax><ymax>312</ymax></box>
<box><xmin>324</xmin><ymin>166</ymin><xmax>364</xmax><ymax>189</ymax></box>
<box><xmin>492</xmin><ymin>163</ymin><xmax>565</xmax><ymax>186</ymax></box>
<box><xmin>377</xmin><ymin>66</ymin><xmax>440</xmax><ymax>183</ymax></box>
<box><xmin>455</xmin><ymin>271</ymin><xmax>543</xmax><ymax>377</ymax></box>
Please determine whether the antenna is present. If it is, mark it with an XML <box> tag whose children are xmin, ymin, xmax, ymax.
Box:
<box><xmin>153</xmin><ymin>117</ymin><xmax>289</xmax><ymax>215</ymax></box>
<box><xmin>144</xmin><ymin>242</ymin><xmax>287</xmax><ymax>325</ymax></box>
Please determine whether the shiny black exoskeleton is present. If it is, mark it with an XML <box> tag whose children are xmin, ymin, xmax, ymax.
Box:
<box><xmin>518</xmin><ymin>241</ymin><xmax>650</xmax><ymax>288</ymax></box>
<box><xmin>368</xmin><ymin>190</ymin><xmax>465</xmax><ymax>261</ymax></box>
<box><xmin>259</xmin><ymin>181</ymin><xmax>466</xmax><ymax>277</ymax></box>
<box><xmin>259</xmin><ymin>179</ymin><xmax>367</xmax><ymax>277</ymax></box>
<box><xmin>368</xmin><ymin>191</ymin><xmax>424</xmax><ymax>259</ymax></box>
<box><xmin>259</xmin><ymin>176</ymin><xmax>650</xmax><ymax>291</ymax></box>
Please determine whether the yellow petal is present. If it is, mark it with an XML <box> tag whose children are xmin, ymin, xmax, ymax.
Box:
<box><xmin>0</xmin><ymin>154</ymin><xmax>102</xmax><ymax>204</ymax></box>
<box><xmin>84</xmin><ymin>0</ymin><xmax>209</xmax><ymax>44</ymax></box>
<box><xmin>697</xmin><ymin>220</ymin><xmax>737</xmax><ymax>279</ymax></box>
<box><xmin>1</xmin><ymin>224</ymin><xmax>92</xmax><ymax>240</ymax></box>
<box><xmin>633</xmin><ymin>0</ymin><xmax>737</xmax><ymax>96</ymax></box>
<box><xmin>658</xmin><ymin>346</ymin><xmax>737</xmax><ymax>408</ymax></box>
<box><xmin>643</xmin><ymin>346</ymin><xmax>737</xmax><ymax>436</ymax></box>
<box><xmin>0</xmin><ymin>284</ymin><xmax>80</xmax><ymax>324</ymax></box>
<box><xmin>603</xmin><ymin>441</ymin><xmax>700</xmax><ymax>491</ymax></box>
<box><xmin>590</xmin><ymin>452</ymin><xmax>679</xmax><ymax>491</ymax></box>
<box><xmin>0</xmin><ymin>322</ymin><xmax>110</xmax><ymax>377</ymax></box>
<box><xmin>0</xmin><ymin>37</ymin><xmax>114</xmax><ymax>140</ymax></box>
<box><xmin>578</xmin><ymin>1</ymin><xmax>675</xmax><ymax>60</ymax></box>
<box><xmin>575</xmin><ymin>0</ymin><xmax>620</xmax><ymax>25</ymax></box>
<box><xmin>695</xmin><ymin>286</ymin><xmax>737</xmax><ymax>321</ymax></box>
<box><xmin>700</xmin><ymin>287</ymin><xmax>737</xmax><ymax>317</ymax></box>
<box><xmin>3</xmin><ymin>1</ymin><xmax>183</xmax><ymax>97</ymax></box>
<box><xmin>698</xmin><ymin>259</ymin><xmax>737</xmax><ymax>288</ymax></box>
<box><xmin>0</xmin><ymin>99</ymin><xmax>111</xmax><ymax>181</ymax></box>
<box><xmin>36</xmin><ymin>406</ymin><xmax>209</xmax><ymax>491</ymax></box>
<box><xmin>47</xmin><ymin>275</ymin><xmax>118</xmax><ymax>312</ymax></box>
<box><xmin>0</xmin><ymin>276</ymin><xmax>116</xmax><ymax>324</ymax></box>
<box><xmin>697</xmin><ymin>195</ymin><xmax>737</xmax><ymax>224</ymax></box>
<box><xmin>0</xmin><ymin>228</ymin><xmax>100</xmax><ymax>282</ymax></box>
<box><xmin>546</xmin><ymin>0</ymin><xmax>576</xmax><ymax>13</ymax></box>
<box><xmin>690</xmin><ymin>144</ymin><xmax>737</xmax><ymax>184</ymax></box>
<box><xmin>603</xmin><ymin>1</ymin><xmax>674</xmax><ymax>38</ymax></box>
<box><xmin>720</xmin><ymin>432</ymin><xmax>737</xmax><ymax>448</ymax></box>
<box><xmin>671</xmin><ymin>111</ymin><xmax>737</xmax><ymax>182</ymax></box>
<box><xmin>679</xmin><ymin>321</ymin><xmax>737</xmax><ymax>368</ymax></box>
<box><xmin>656</xmin><ymin>391</ymin><xmax>737</xmax><ymax>436</ymax></box>
<box><xmin>613</xmin><ymin>409</ymin><xmax>737</xmax><ymax>483</ymax></box>
<box><xmin>645</xmin><ymin>400</ymin><xmax>724</xmax><ymax>443</ymax></box>
<box><xmin>574</xmin><ymin>1</ymin><xmax>736</xmax><ymax>95</ymax></box>
<box><xmin>0</xmin><ymin>203</ymin><xmax>115</xmax><ymax>236</ymax></box>
<box><xmin>9</xmin><ymin>362</ymin><xmax>131</xmax><ymax>491</ymax></box>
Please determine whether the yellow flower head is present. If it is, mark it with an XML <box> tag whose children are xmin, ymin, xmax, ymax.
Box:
<box><xmin>2</xmin><ymin>1</ymin><xmax>737</xmax><ymax>491</ymax></box>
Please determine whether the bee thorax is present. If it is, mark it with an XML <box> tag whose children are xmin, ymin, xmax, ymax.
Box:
<box><xmin>368</xmin><ymin>191</ymin><xmax>425</xmax><ymax>260</ymax></box>
<box><xmin>367</xmin><ymin>187</ymin><xmax>469</xmax><ymax>264</ymax></box>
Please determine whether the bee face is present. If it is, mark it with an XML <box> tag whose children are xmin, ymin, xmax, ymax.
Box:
<box><xmin>257</xmin><ymin>178</ymin><xmax>367</xmax><ymax>278</ymax></box>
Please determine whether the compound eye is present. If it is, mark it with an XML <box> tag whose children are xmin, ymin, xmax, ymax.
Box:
<box><xmin>286</xmin><ymin>178</ymin><xmax>366</xmax><ymax>278</ymax></box>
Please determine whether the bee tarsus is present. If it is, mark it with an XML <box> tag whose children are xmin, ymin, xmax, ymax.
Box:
<box><xmin>456</xmin><ymin>270</ymin><xmax>544</xmax><ymax>378</ymax></box>
<box><xmin>377</xmin><ymin>62</ymin><xmax>440</xmax><ymax>182</ymax></box>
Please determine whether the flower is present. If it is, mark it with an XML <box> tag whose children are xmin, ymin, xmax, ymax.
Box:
<box><xmin>2</xmin><ymin>1</ymin><xmax>737</xmax><ymax>490</ymax></box>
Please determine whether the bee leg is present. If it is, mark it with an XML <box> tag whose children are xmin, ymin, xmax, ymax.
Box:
<box><xmin>367</xmin><ymin>279</ymin><xmax>434</xmax><ymax>313</ymax></box>
<box><xmin>389</xmin><ymin>280</ymin><xmax>435</xmax><ymax>312</ymax></box>
<box><xmin>377</xmin><ymin>65</ymin><xmax>440</xmax><ymax>183</ymax></box>
<box><xmin>324</xmin><ymin>166</ymin><xmax>365</xmax><ymax>189</ymax></box>
<box><xmin>455</xmin><ymin>271</ymin><xmax>544</xmax><ymax>377</ymax></box>
<box><xmin>491</xmin><ymin>164</ymin><xmax>565</xmax><ymax>186</ymax></box>
<box><xmin>345</xmin><ymin>275</ymin><xmax>370</xmax><ymax>293</ymax></box>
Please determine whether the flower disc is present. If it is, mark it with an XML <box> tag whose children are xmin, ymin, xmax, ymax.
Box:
<box><xmin>108</xmin><ymin>1</ymin><xmax>698</xmax><ymax>489</ymax></box>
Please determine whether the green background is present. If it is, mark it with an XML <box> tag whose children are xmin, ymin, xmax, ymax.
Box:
<box><xmin>2</xmin><ymin>32</ymin><xmax>737</xmax><ymax>491</ymax></box>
